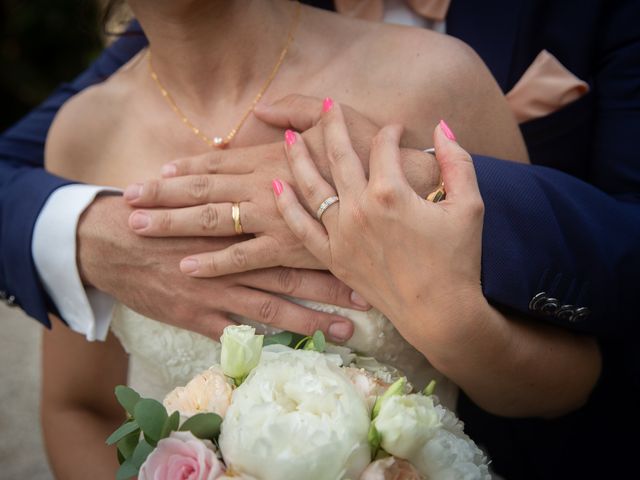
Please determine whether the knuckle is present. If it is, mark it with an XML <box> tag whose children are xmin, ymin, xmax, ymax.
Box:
<box><xmin>188</xmin><ymin>175</ymin><xmax>210</xmax><ymax>201</ymax></box>
<box><xmin>205</xmin><ymin>152</ymin><xmax>223</xmax><ymax>173</ymax></box>
<box><xmin>465</xmin><ymin>196</ymin><xmax>485</xmax><ymax>219</ymax></box>
<box><xmin>277</xmin><ymin>268</ymin><xmax>302</xmax><ymax>295</ymax></box>
<box><xmin>157</xmin><ymin>211</ymin><xmax>173</xmax><ymax>232</ymax></box>
<box><xmin>300</xmin><ymin>179</ymin><xmax>318</xmax><ymax>199</ymax></box>
<box><xmin>327</xmin><ymin>145</ymin><xmax>349</xmax><ymax>165</ymax></box>
<box><xmin>370</xmin><ymin>182</ymin><xmax>399</xmax><ymax>208</ymax></box>
<box><xmin>230</xmin><ymin>246</ymin><xmax>249</xmax><ymax>270</ymax></box>
<box><xmin>303</xmin><ymin>314</ymin><xmax>323</xmax><ymax>336</ymax></box>
<box><xmin>258</xmin><ymin>299</ymin><xmax>280</xmax><ymax>325</ymax></box>
<box><xmin>144</xmin><ymin>179</ymin><xmax>161</xmax><ymax>202</ymax></box>
<box><xmin>199</xmin><ymin>204</ymin><xmax>219</xmax><ymax>231</ymax></box>
<box><xmin>350</xmin><ymin>203</ymin><xmax>369</xmax><ymax>229</ymax></box>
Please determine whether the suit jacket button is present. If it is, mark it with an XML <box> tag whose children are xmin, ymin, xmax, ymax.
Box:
<box><xmin>6</xmin><ymin>295</ymin><xmax>16</xmax><ymax>306</ymax></box>
<box><xmin>529</xmin><ymin>292</ymin><xmax>548</xmax><ymax>311</ymax></box>
<box><xmin>556</xmin><ymin>305</ymin><xmax>575</xmax><ymax>321</ymax></box>
<box><xmin>540</xmin><ymin>298</ymin><xmax>559</xmax><ymax>315</ymax></box>
<box><xmin>570</xmin><ymin>307</ymin><xmax>591</xmax><ymax>323</ymax></box>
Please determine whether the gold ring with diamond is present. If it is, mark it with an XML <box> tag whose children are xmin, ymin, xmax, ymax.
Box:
<box><xmin>426</xmin><ymin>180</ymin><xmax>446</xmax><ymax>203</ymax></box>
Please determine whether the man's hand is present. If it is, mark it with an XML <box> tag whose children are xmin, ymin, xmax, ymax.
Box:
<box><xmin>77</xmin><ymin>195</ymin><xmax>363</xmax><ymax>341</ymax></box>
<box><xmin>123</xmin><ymin>95</ymin><xmax>440</xmax><ymax>277</ymax></box>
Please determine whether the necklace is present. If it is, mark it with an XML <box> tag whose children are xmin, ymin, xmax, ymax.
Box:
<box><xmin>148</xmin><ymin>1</ymin><xmax>301</xmax><ymax>149</ymax></box>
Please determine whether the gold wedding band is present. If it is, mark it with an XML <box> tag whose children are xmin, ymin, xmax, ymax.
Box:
<box><xmin>316</xmin><ymin>195</ymin><xmax>340</xmax><ymax>221</ymax></box>
<box><xmin>426</xmin><ymin>179</ymin><xmax>446</xmax><ymax>203</ymax></box>
<box><xmin>231</xmin><ymin>202</ymin><xmax>243</xmax><ymax>234</ymax></box>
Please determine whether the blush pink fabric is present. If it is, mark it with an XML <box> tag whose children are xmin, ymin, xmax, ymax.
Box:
<box><xmin>506</xmin><ymin>49</ymin><xmax>590</xmax><ymax>123</ymax></box>
<box><xmin>335</xmin><ymin>0</ymin><xmax>451</xmax><ymax>22</ymax></box>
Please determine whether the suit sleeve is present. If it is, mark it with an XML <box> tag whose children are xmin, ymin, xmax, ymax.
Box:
<box><xmin>475</xmin><ymin>0</ymin><xmax>640</xmax><ymax>337</ymax></box>
<box><xmin>0</xmin><ymin>31</ymin><xmax>147</xmax><ymax>326</ymax></box>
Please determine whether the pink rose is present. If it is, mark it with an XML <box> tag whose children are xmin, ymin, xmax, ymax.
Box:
<box><xmin>139</xmin><ymin>431</ymin><xmax>225</xmax><ymax>480</ymax></box>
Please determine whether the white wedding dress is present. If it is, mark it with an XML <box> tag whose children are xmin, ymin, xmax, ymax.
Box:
<box><xmin>110</xmin><ymin>300</ymin><xmax>459</xmax><ymax>410</ymax></box>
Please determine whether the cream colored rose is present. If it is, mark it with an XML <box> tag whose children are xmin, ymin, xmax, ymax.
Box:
<box><xmin>343</xmin><ymin>366</ymin><xmax>390</xmax><ymax>412</ymax></box>
<box><xmin>163</xmin><ymin>365</ymin><xmax>233</xmax><ymax>418</ymax></box>
<box><xmin>220</xmin><ymin>325</ymin><xmax>263</xmax><ymax>382</ymax></box>
<box><xmin>359</xmin><ymin>456</ymin><xmax>424</xmax><ymax>480</ymax></box>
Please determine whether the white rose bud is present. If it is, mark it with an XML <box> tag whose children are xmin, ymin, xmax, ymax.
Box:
<box><xmin>220</xmin><ymin>325</ymin><xmax>263</xmax><ymax>383</ymax></box>
<box><xmin>374</xmin><ymin>394</ymin><xmax>441</xmax><ymax>461</ymax></box>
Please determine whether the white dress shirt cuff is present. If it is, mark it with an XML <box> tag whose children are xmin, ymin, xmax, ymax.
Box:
<box><xmin>32</xmin><ymin>184</ymin><xmax>121</xmax><ymax>341</ymax></box>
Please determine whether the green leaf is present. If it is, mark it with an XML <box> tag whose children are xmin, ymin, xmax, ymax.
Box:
<box><xmin>117</xmin><ymin>429</ymin><xmax>141</xmax><ymax>461</ymax></box>
<box><xmin>368</xmin><ymin>422</ymin><xmax>381</xmax><ymax>457</ymax></box>
<box><xmin>115</xmin><ymin>386</ymin><xmax>141</xmax><ymax>417</ymax></box>
<box><xmin>372</xmin><ymin>377</ymin><xmax>407</xmax><ymax>419</ymax></box>
<box><xmin>134</xmin><ymin>399</ymin><xmax>168</xmax><ymax>443</ymax></box>
<box><xmin>179</xmin><ymin>412</ymin><xmax>222</xmax><ymax>440</ymax></box>
<box><xmin>294</xmin><ymin>335</ymin><xmax>311</xmax><ymax>350</ymax></box>
<box><xmin>131</xmin><ymin>438</ymin><xmax>155</xmax><ymax>469</ymax></box>
<box><xmin>160</xmin><ymin>410</ymin><xmax>180</xmax><ymax>439</ymax></box>
<box><xmin>106</xmin><ymin>420</ymin><xmax>139</xmax><ymax>446</ymax></box>
<box><xmin>116</xmin><ymin>459</ymin><xmax>138</xmax><ymax>480</ymax></box>
<box><xmin>263</xmin><ymin>331</ymin><xmax>293</xmax><ymax>347</ymax></box>
<box><xmin>422</xmin><ymin>379</ymin><xmax>437</xmax><ymax>396</ymax></box>
<box><xmin>312</xmin><ymin>330</ymin><xmax>326</xmax><ymax>352</ymax></box>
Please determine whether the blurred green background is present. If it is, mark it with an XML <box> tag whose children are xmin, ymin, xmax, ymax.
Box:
<box><xmin>0</xmin><ymin>0</ymin><xmax>104</xmax><ymax>132</ymax></box>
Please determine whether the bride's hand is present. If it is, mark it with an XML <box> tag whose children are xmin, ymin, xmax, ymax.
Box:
<box><xmin>273</xmin><ymin>99</ymin><xmax>486</xmax><ymax>354</ymax></box>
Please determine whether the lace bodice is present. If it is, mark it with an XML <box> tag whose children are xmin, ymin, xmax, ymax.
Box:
<box><xmin>111</xmin><ymin>301</ymin><xmax>458</xmax><ymax>409</ymax></box>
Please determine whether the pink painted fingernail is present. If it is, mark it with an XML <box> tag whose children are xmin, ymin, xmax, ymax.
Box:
<box><xmin>272</xmin><ymin>179</ymin><xmax>284</xmax><ymax>197</ymax></box>
<box><xmin>180</xmin><ymin>258</ymin><xmax>199</xmax><ymax>274</ymax></box>
<box><xmin>285</xmin><ymin>129</ymin><xmax>297</xmax><ymax>146</ymax></box>
<box><xmin>439</xmin><ymin>119</ymin><xmax>456</xmax><ymax>141</ymax></box>
<box><xmin>350</xmin><ymin>291</ymin><xmax>371</xmax><ymax>309</ymax></box>
<box><xmin>161</xmin><ymin>163</ymin><xmax>177</xmax><ymax>177</ymax></box>
<box><xmin>124</xmin><ymin>183</ymin><xmax>143</xmax><ymax>201</ymax></box>
<box><xmin>322</xmin><ymin>97</ymin><xmax>334</xmax><ymax>113</ymax></box>
<box><xmin>328</xmin><ymin>322</ymin><xmax>352</xmax><ymax>342</ymax></box>
<box><xmin>130</xmin><ymin>211</ymin><xmax>150</xmax><ymax>230</ymax></box>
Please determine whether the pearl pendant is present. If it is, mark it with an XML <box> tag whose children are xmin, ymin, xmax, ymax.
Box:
<box><xmin>213</xmin><ymin>136</ymin><xmax>224</xmax><ymax>147</ymax></box>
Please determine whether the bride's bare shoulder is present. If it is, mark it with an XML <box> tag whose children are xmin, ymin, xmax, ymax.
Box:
<box><xmin>44</xmin><ymin>51</ymin><xmax>145</xmax><ymax>181</ymax></box>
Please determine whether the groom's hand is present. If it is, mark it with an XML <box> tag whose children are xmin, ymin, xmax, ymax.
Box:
<box><xmin>124</xmin><ymin>95</ymin><xmax>440</xmax><ymax>277</ymax></box>
<box><xmin>76</xmin><ymin>195</ymin><xmax>360</xmax><ymax>342</ymax></box>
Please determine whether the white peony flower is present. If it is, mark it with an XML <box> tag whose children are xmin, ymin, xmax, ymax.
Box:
<box><xmin>219</xmin><ymin>348</ymin><xmax>371</xmax><ymax>480</ymax></box>
<box><xmin>163</xmin><ymin>365</ymin><xmax>233</xmax><ymax>418</ymax></box>
<box><xmin>220</xmin><ymin>325</ymin><xmax>263</xmax><ymax>382</ymax></box>
<box><xmin>374</xmin><ymin>394</ymin><xmax>442</xmax><ymax>461</ymax></box>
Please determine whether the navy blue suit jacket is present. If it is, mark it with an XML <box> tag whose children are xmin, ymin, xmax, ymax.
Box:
<box><xmin>0</xmin><ymin>3</ymin><xmax>638</xmax><ymax>475</ymax></box>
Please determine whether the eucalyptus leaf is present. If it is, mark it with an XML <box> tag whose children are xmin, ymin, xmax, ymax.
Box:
<box><xmin>160</xmin><ymin>410</ymin><xmax>180</xmax><ymax>439</ymax></box>
<box><xmin>117</xmin><ymin>429</ymin><xmax>141</xmax><ymax>461</ymax></box>
<box><xmin>312</xmin><ymin>330</ymin><xmax>326</xmax><ymax>352</ymax></box>
<box><xmin>179</xmin><ymin>412</ymin><xmax>222</xmax><ymax>440</ymax></box>
<box><xmin>263</xmin><ymin>331</ymin><xmax>293</xmax><ymax>347</ymax></box>
<box><xmin>106</xmin><ymin>420</ymin><xmax>139</xmax><ymax>446</ymax></box>
<box><xmin>115</xmin><ymin>459</ymin><xmax>138</xmax><ymax>480</ymax></box>
<box><xmin>134</xmin><ymin>398</ymin><xmax>168</xmax><ymax>442</ymax></box>
<box><xmin>131</xmin><ymin>438</ymin><xmax>155</xmax><ymax>469</ymax></box>
<box><xmin>115</xmin><ymin>386</ymin><xmax>141</xmax><ymax>417</ymax></box>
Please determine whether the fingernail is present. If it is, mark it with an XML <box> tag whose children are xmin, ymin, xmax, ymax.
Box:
<box><xmin>161</xmin><ymin>163</ymin><xmax>177</xmax><ymax>177</ymax></box>
<box><xmin>350</xmin><ymin>291</ymin><xmax>370</xmax><ymax>309</ymax></box>
<box><xmin>284</xmin><ymin>129</ymin><xmax>297</xmax><ymax>146</ymax></box>
<box><xmin>180</xmin><ymin>258</ymin><xmax>200</xmax><ymax>274</ymax></box>
<box><xmin>439</xmin><ymin>119</ymin><xmax>456</xmax><ymax>141</ymax></box>
<box><xmin>272</xmin><ymin>179</ymin><xmax>284</xmax><ymax>197</ymax></box>
<box><xmin>124</xmin><ymin>183</ymin><xmax>143</xmax><ymax>201</ymax></box>
<box><xmin>328</xmin><ymin>322</ymin><xmax>352</xmax><ymax>342</ymax></box>
<box><xmin>322</xmin><ymin>97</ymin><xmax>334</xmax><ymax>113</ymax></box>
<box><xmin>130</xmin><ymin>211</ymin><xmax>150</xmax><ymax>230</ymax></box>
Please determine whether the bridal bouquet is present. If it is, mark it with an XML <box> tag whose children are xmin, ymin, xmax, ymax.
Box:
<box><xmin>107</xmin><ymin>326</ymin><xmax>490</xmax><ymax>480</ymax></box>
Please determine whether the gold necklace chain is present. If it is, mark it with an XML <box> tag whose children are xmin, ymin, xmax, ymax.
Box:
<box><xmin>148</xmin><ymin>1</ymin><xmax>301</xmax><ymax>149</ymax></box>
